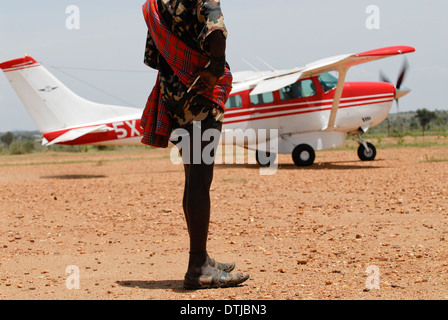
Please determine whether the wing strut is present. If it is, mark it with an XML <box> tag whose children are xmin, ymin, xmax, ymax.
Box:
<box><xmin>325</xmin><ymin>66</ymin><xmax>348</xmax><ymax>131</ymax></box>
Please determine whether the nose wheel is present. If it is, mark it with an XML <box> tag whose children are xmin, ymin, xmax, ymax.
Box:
<box><xmin>357</xmin><ymin>135</ymin><xmax>376</xmax><ymax>161</ymax></box>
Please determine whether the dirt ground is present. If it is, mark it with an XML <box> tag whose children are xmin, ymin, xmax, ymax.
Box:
<box><xmin>1</xmin><ymin>141</ymin><xmax>448</xmax><ymax>301</ymax></box>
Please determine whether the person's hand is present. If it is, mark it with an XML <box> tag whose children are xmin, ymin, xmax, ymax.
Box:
<box><xmin>187</xmin><ymin>69</ymin><xmax>219</xmax><ymax>95</ymax></box>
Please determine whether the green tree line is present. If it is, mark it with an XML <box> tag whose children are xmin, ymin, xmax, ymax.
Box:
<box><xmin>0</xmin><ymin>131</ymin><xmax>38</xmax><ymax>155</ymax></box>
<box><xmin>365</xmin><ymin>109</ymin><xmax>448</xmax><ymax>138</ymax></box>
<box><xmin>0</xmin><ymin>131</ymin><xmax>115</xmax><ymax>155</ymax></box>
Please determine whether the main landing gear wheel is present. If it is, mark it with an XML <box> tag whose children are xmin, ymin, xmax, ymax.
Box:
<box><xmin>292</xmin><ymin>144</ymin><xmax>315</xmax><ymax>167</ymax></box>
<box><xmin>357</xmin><ymin>142</ymin><xmax>376</xmax><ymax>161</ymax></box>
<box><xmin>255</xmin><ymin>151</ymin><xmax>277</xmax><ymax>167</ymax></box>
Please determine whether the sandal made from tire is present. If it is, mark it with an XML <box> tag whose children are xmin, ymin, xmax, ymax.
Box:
<box><xmin>183</xmin><ymin>269</ymin><xmax>249</xmax><ymax>290</ymax></box>
<box><xmin>210</xmin><ymin>259</ymin><xmax>236</xmax><ymax>273</ymax></box>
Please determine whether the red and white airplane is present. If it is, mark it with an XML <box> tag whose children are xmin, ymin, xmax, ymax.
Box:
<box><xmin>0</xmin><ymin>46</ymin><xmax>415</xmax><ymax>166</ymax></box>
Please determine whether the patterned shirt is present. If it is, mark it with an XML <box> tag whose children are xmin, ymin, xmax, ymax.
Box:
<box><xmin>144</xmin><ymin>0</ymin><xmax>229</xmax><ymax>129</ymax></box>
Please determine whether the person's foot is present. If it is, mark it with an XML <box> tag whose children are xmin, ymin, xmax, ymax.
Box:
<box><xmin>183</xmin><ymin>266</ymin><xmax>249</xmax><ymax>290</ymax></box>
<box><xmin>207</xmin><ymin>255</ymin><xmax>235</xmax><ymax>273</ymax></box>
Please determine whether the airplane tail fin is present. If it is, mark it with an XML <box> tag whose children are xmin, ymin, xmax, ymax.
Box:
<box><xmin>0</xmin><ymin>55</ymin><xmax>141</xmax><ymax>133</ymax></box>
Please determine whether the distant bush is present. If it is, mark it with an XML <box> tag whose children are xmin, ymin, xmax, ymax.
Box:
<box><xmin>9</xmin><ymin>140</ymin><xmax>35</xmax><ymax>155</ymax></box>
<box><xmin>95</xmin><ymin>145</ymin><xmax>116</xmax><ymax>151</ymax></box>
<box><xmin>1</xmin><ymin>132</ymin><xmax>14</xmax><ymax>148</ymax></box>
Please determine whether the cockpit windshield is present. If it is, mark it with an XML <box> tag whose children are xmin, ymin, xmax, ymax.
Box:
<box><xmin>318</xmin><ymin>72</ymin><xmax>339</xmax><ymax>92</ymax></box>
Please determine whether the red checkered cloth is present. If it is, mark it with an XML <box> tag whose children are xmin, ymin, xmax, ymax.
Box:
<box><xmin>140</xmin><ymin>0</ymin><xmax>233</xmax><ymax>148</ymax></box>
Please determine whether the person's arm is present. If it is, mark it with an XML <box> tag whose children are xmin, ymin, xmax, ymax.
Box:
<box><xmin>187</xmin><ymin>0</ymin><xmax>228</xmax><ymax>94</ymax></box>
<box><xmin>206</xmin><ymin>30</ymin><xmax>226</xmax><ymax>77</ymax></box>
<box><xmin>207</xmin><ymin>29</ymin><xmax>226</xmax><ymax>58</ymax></box>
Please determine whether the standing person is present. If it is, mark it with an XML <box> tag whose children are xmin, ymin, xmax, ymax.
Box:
<box><xmin>140</xmin><ymin>0</ymin><xmax>249</xmax><ymax>290</ymax></box>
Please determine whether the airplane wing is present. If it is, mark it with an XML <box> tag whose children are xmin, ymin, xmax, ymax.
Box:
<box><xmin>43</xmin><ymin>125</ymin><xmax>112</xmax><ymax>146</ymax></box>
<box><xmin>312</xmin><ymin>46</ymin><xmax>415</xmax><ymax>130</ymax></box>
<box><xmin>248</xmin><ymin>46</ymin><xmax>415</xmax><ymax>129</ymax></box>
<box><xmin>250</xmin><ymin>46</ymin><xmax>415</xmax><ymax>95</ymax></box>
<box><xmin>249</xmin><ymin>70</ymin><xmax>303</xmax><ymax>96</ymax></box>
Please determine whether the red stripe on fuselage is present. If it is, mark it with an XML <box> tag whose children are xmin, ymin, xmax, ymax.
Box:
<box><xmin>223</xmin><ymin>97</ymin><xmax>394</xmax><ymax>125</ymax></box>
<box><xmin>223</xmin><ymin>81</ymin><xmax>395</xmax><ymax>123</ymax></box>
<box><xmin>224</xmin><ymin>95</ymin><xmax>393</xmax><ymax>120</ymax></box>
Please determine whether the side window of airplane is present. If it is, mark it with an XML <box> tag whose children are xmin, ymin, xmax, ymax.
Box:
<box><xmin>318</xmin><ymin>72</ymin><xmax>339</xmax><ymax>92</ymax></box>
<box><xmin>250</xmin><ymin>92</ymin><xmax>274</xmax><ymax>105</ymax></box>
<box><xmin>225</xmin><ymin>95</ymin><xmax>243</xmax><ymax>109</ymax></box>
<box><xmin>279</xmin><ymin>79</ymin><xmax>316</xmax><ymax>101</ymax></box>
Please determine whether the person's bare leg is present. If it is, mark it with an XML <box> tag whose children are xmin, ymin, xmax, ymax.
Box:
<box><xmin>183</xmin><ymin>147</ymin><xmax>234</xmax><ymax>272</ymax></box>
<box><xmin>181</xmin><ymin>123</ymin><xmax>248</xmax><ymax>288</ymax></box>
<box><xmin>183</xmin><ymin>123</ymin><xmax>219</xmax><ymax>276</ymax></box>
<box><xmin>184</xmin><ymin>161</ymin><xmax>215</xmax><ymax>279</ymax></box>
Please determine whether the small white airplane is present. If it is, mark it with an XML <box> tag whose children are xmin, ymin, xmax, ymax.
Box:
<box><xmin>0</xmin><ymin>46</ymin><xmax>415</xmax><ymax>166</ymax></box>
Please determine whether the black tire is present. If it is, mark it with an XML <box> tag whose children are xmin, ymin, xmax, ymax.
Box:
<box><xmin>292</xmin><ymin>144</ymin><xmax>315</xmax><ymax>167</ymax></box>
<box><xmin>358</xmin><ymin>142</ymin><xmax>376</xmax><ymax>161</ymax></box>
<box><xmin>255</xmin><ymin>151</ymin><xmax>277</xmax><ymax>166</ymax></box>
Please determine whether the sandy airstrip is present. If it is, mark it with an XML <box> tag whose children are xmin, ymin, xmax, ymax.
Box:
<box><xmin>1</xmin><ymin>139</ymin><xmax>448</xmax><ymax>300</ymax></box>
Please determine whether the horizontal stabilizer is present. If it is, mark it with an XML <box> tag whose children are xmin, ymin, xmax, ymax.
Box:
<box><xmin>43</xmin><ymin>125</ymin><xmax>112</xmax><ymax>146</ymax></box>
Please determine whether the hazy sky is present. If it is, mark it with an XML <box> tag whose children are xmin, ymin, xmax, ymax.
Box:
<box><xmin>0</xmin><ymin>0</ymin><xmax>447</xmax><ymax>132</ymax></box>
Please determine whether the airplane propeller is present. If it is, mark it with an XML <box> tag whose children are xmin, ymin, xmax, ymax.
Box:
<box><xmin>379</xmin><ymin>57</ymin><xmax>410</xmax><ymax>112</ymax></box>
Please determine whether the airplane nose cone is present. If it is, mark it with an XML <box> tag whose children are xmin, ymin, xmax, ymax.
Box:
<box><xmin>395</xmin><ymin>87</ymin><xmax>411</xmax><ymax>100</ymax></box>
